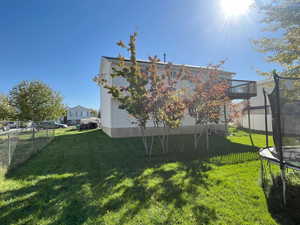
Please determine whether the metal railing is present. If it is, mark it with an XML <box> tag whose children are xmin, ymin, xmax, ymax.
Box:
<box><xmin>0</xmin><ymin>128</ymin><xmax>55</xmax><ymax>174</ymax></box>
<box><xmin>227</xmin><ymin>79</ymin><xmax>257</xmax><ymax>99</ymax></box>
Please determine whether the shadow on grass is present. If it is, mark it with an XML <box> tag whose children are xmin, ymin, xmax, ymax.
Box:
<box><xmin>0</xmin><ymin>129</ymin><xmax>257</xmax><ymax>225</ymax></box>
<box><xmin>65</xmin><ymin>128</ymin><xmax>78</xmax><ymax>132</ymax></box>
<box><xmin>264</xmin><ymin>175</ymin><xmax>300</xmax><ymax>225</ymax></box>
<box><xmin>1</xmin><ymin>130</ymin><xmax>221</xmax><ymax>225</ymax></box>
<box><xmin>149</xmin><ymin>133</ymin><xmax>259</xmax><ymax>165</ymax></box>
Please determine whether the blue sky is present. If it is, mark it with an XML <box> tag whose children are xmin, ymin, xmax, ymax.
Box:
<box><xmin>0</xmin><ymin>0</ymin><xmax>278</xmax><ymax>109</ymax></box>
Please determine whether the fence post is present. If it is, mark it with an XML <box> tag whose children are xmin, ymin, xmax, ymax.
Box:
<box><xmin>8</xmin><ymin>133</ymin><xmax>11</xmax><ymax>166</ymax></box>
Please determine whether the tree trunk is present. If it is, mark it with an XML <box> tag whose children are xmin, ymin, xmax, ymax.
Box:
<box><xmin>206</xmin><ymin>124</ymin><xmax>209</xmax><ymax>152</ymax></box>
<box><xmin>193</xmin><ymin>123</ymin><xmax>203</xmax><ymax>151</ymax></box>
<box><xmin>140</xmin><ymin>125</ymin><xmax>156</xmax><ymax>160</ymax></box>
<box><xmin>159</xmin><ymin>134</ymin><xmax>166</xmax><ymax>153</ymax></box>
<box><xmin>140</xmin><ymin>127</ymin><xmax>150</xmax><ymax>156</ymax></box>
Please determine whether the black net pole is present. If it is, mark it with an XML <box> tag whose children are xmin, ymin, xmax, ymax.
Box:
<box><xmin>261</xmin><ymin>88</ymin><xmax>270</xmax><ymax>190</ymax></box>
<box><xmin>247</xmin><ymin>100</ymin><xmax>251</xmax><ymax>129</ymax></box>
<box><xmin>273</xmin><ymin>71</ymin><xmax>286</xmax><ymax>207</ymax></box>
<box><xmin>247</xmin><ymin>82</ymin><xmax>251</xmax><ymax>130</ymax></box>
<box><xmin>247</xmin><ymin>100</ymin><xmax>255</xmax><ymax>148</ymax></box>
<box><xmin>263</xmin><ymin>88</ymin><xmax>269</xmax><ymax>148</ymax></box>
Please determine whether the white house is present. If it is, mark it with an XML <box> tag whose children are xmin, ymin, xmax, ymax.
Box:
<box><xmin>238</xmin><ymin>79</ymin><xmax>274</xmax><ymax>132</ymax></box>
<box><xmin>65</xmin><ymin>105</ymin><xmax>94</xmax><ymax>124</ymax></box>
<box><xmin>99</xmin><ymin>56</ymin><xmax>237</xmax><ymax>138</ymax></box>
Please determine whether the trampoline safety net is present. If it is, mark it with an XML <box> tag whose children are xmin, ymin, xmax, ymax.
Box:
<box><xmin>269</xmin><ymin>75</ymin><xmax>300</xmax><ymax>168</ymax></box>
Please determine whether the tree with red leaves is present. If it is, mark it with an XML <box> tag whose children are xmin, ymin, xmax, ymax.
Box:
<box><xmin>147</xmin><ymin>57</ymin><xmax>186</xmax><ymax>154</ymax></box>
<box><xmin>184</xmin><ymin>63</ymin><xmax>230</xmax><ymax>151</ymax></box>
<box><xmin>94</xmin><ymin>33</ymin><xmax>153</xmax><ymax>156</ymax></box>
<box><xmin>94</xmin><ymin>33</ymin><xmax>187</xmax><ymax>158</ymax></box>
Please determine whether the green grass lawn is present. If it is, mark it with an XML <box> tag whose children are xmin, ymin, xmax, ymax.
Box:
<box><xmin>0</xmin><ymin>128</ymin><xmax>299</xmax><ymax>225</ymax></box>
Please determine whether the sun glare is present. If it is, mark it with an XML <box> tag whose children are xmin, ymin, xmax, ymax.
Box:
<box><xmin>220</xmin><ymin>0</ymin><xmax>253</xmax><ymax>18</ymax></box>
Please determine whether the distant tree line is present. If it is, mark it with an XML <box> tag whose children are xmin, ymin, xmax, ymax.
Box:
<box><xmin>0</xmin><ymin>81</ymin><xmax>66</xmax><ymax>122</ymax></box>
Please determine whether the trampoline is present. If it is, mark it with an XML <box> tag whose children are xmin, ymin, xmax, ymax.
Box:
<box><xmin>259</xmin><ymin>71</ymin><xmax>300</xmax><ymax>206</ymax></box>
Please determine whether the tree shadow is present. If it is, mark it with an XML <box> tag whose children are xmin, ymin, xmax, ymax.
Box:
<box><xmin>94</xmin><ymin>161</ymin><xmax>215</xmax><ymax>224</ymax></box>
<box><xmin>149</xmin><ymin>133</ymin><xmax>259</xmax><ymax>165</ymax></box>
<box><xmin>65</xmin><ymin>128</ymin><xmax>77</xmax><ymax>132</ymax></box>
<box><xmin>0</xmin><ymin>174</ymin><xmax>96</xmax><ymax>225</ymax></box>
<box><xmin>1</xmin><ymin>130</ymin><xmax>219</xmax><ymax>225</ymax></box>
<box><xmin>264</xmin><ymin>175</ymin><xmax>300</xmax><ymax>225</ymax></box>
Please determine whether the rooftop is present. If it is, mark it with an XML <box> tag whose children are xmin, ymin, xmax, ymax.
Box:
<box><xmin>67</xmin><ymin>105</ymin><xmax>94</xmax><ymax>111</ymax></box>
<box><xmin>102</xmin><ymin>56</ymin><xmax>236</xmax><ymax>75</ymax></box>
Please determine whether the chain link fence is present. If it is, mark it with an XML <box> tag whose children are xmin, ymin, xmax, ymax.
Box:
<box><xmin>0</xmin><ymin>127</ymin><xmax>55</xmax><ymax>174</ymax></box>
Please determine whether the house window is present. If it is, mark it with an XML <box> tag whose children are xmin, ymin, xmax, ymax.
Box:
<box><xmin>75</xmin><ymin>112</ymin><xmax>78</xmax><ymax>117</ymax></box>
<box><xmin>69</xmin><ymin>112</ymin><xmax>72</xmax><ymax>116</ymax></box>
<box><xmin>81</xmin><ymin>112</ymin><xmax>83</xmax><ymax>116</ymax></box>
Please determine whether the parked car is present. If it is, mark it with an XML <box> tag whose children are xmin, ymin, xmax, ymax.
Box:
<box><xmin>20</xmin><ymin>121</ymin><xmax>33</xmax><ymax>128</ymax></box>
<box><xmin>0</xmin><ymin>124</ymin><xmax>9</xmax><ymax>132</ymax></box>
<box><xmin>7</xmin><ymin>122</ymin><xmax>17</xmax><ymax>129</ymax></box>
<box><xmin>55</xmin><ymin>122</ymin><xmax>68</xmax><ymax>128</ymax></box>
<box><xmin>79</xmin><ymin>117</ymin><xmax>100</xmax><ymax>130</ymax></box>
<box><xmin>35</xmin><ymin>121</ymin><xmax>68</xmax><ymax>129</ymax></box>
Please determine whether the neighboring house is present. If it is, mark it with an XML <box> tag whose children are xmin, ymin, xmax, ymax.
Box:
<box><xmin>65</xmin><ymin>106</ymin><xmax>94</xmax><ymax>124</ymax></box>
<box><xmin>99</xmin><ymin>56</ymin><xmax>238</xmax><ymax>138</ymax></box>
<box><xmin>237</xmin><ymin>79</ymin><xmax>274</xmax><ymax>132</ymax></box>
